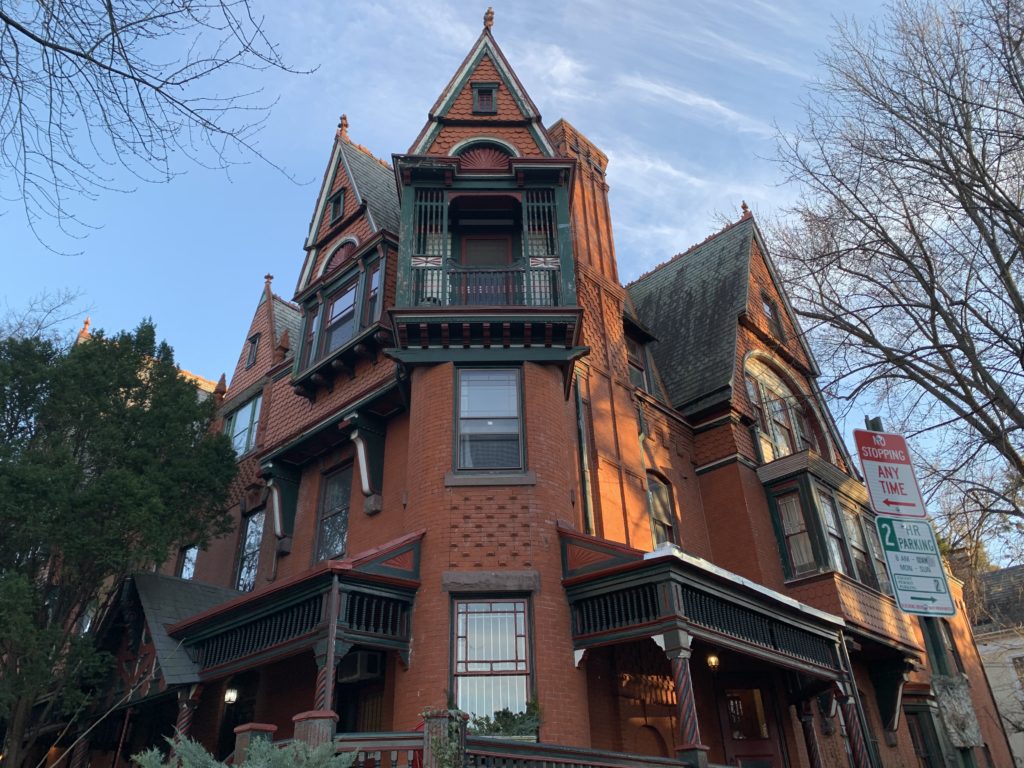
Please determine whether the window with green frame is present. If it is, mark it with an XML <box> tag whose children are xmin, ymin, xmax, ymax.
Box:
<box><xmin>225</xmin><ymin>394</ymin><xmax>262</xmax><ymax>455</ymax></box>
<box><xmin>472</xmin><ymin>82</ymin><xmax>498</xmax><ymax>114</ymax></box>
<box><xmin>769</xmin><ymin>480</ymin><xmax>892</xmax><ymax>592</ymax></box>
<box><xmin>301</xmin><ymin>256</ymin><xmax>383</xmax><ymax>369</ymax></box>
<box><xmin>456</xmin><ymin>368</ymin><xmax>523</xmax><ymax>471</ymax></box>
<box><xmin>453</xmin><ymin>598</ymin><xmax>530</xmax><ymax>719</ymax></box>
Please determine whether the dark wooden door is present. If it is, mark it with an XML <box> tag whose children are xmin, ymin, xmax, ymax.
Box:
<box><xmin>716</xmin><ymin>679</ymin><xmax>786</xmax><ymax>767</ymax></box>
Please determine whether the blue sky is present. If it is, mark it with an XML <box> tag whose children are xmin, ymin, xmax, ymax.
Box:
<box><xmin>3</xmin><ymin>0</ymin><xmax>884</xmax><ymax>381</ymax></box>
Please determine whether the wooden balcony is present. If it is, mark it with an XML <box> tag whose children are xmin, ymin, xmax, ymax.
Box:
<box><xmin>412</xmin><ymin>266</ymin><xmax>561</xmax><ymax>308</ymax></box>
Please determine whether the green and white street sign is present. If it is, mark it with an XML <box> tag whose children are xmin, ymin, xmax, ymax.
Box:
<box><xmin>875</xmin><ymin>516</ymin><xmax>955</xmax><ymax>617</ymax></box>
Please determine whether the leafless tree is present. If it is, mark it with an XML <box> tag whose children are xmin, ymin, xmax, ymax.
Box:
<box><xmin>774</xmin><ymin>0</ymin><xmax>1024</xmax><ymax>541</ymax></box>
<box><xmin>0</xmin><ymin>0</ymin><xmax>302</xmax><ymax>246</ymax></box>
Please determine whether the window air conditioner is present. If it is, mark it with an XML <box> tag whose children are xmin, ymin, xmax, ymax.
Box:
<box><xmin>336</xmin><ymin>650</ymin><xmax>384</xmax><ymax>683</ymax></box>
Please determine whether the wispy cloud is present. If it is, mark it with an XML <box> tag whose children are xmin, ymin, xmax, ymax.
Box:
<box><xmin>514</xmin><ymin>43</ymin><xmax>593</xmax><ymax>105</ymax></box>
<box><xmin>616</xmin><ymin>74</ymin><xmax>773</xmax><ymax>136</ymax></box>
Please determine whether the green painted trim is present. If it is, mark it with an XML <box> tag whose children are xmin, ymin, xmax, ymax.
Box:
<box><xmin>387</xmin><ymin>346</ymin><xmax>589</xmax><ymax>365</ymax></box>
<box><xmin>390</xmin><ymin>309</ymin><xmax>582</xmax><ymax>325</ymax></box>
<box><xmin>554</xmin><ymin>185</ymin><xmax>576</xmax><ymax>301</ymax></box>
<box><xmin>261</xmin><ymin>379</ymin><xmax>400</xmax><ymax>465</ymax></box>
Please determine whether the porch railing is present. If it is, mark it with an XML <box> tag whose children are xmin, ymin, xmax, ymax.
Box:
<box><xmin>335</xmin><ymin>731</ymin><xmax>422</xmax><ymax>768</ymax></box>
<box><xmin>466</xmin><ymin>736</ymin><xmax>716</xmax><ymax>768</ymax></box>
<box><xmin>412</xmin><ymin>267</ymin><xmax>560</xmax><ymax>307</ymax></box>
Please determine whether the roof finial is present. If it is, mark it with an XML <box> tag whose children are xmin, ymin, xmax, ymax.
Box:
<box><xmin>75</xmin><ymin>316</ymin><xmax>92</xmax><ymax>344</ymax></box>
<box><xmin>740</xmin><ymin>200</ymin><xmax>751</xmax><ymax>219</ymax></box>
<box><xmin>264</xmin><ymin>273</ymin><xmax>274</xmax><ymax>285</ymax></box>
<box><xmin>483</xmin><ymin>6</ymin><xmax>494</xmax><ymax>29</ymax></box>
<box><xmin>337</xmin><ymin>114</ymin><xmax>349</xmax><ymax>139</ymax></box>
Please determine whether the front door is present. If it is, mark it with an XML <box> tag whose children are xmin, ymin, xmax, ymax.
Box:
<box><xmin>716</xmin><ymin>679</ymin><xmax>787</xmax><ymax>767</ymax></box>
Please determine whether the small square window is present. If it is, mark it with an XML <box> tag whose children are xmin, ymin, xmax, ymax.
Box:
<box><xmin>472</xmin><ymin>83</ymin><xmax>498</xmax><ymax>114</ymax></box>
<box><xmin>329</xmin><ymin>190</ymin><xmax>345</xmax><ymax>223</ymax></box>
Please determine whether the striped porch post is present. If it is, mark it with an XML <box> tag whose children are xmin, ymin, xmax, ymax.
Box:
<box><xmin>836</xmin><ymin>686</ymin><xmax>872</xmax><ymax>768</ymax></box>
<box><xmin>798</xmin><ymin>699</ymin><xmax>824</xmax><ymax>768</ymax></box>
<box><xmin>669</xmin><ymin>649</ymin><xmax>709</xmax><ymax>768</ymax></box>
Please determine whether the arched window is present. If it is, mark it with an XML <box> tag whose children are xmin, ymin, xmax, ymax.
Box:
<box><xmin>744</xmin><ymin>357</ymin><xmax>821</xmax><ymax>463</ymax></box>
<box><xmin>646</xmin><ymin>473</ymin><xmax>677</xmax><ymax>548</ymax></box>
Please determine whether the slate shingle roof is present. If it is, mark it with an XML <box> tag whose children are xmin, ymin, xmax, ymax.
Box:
<box><xmin>272</xmin><ymin>295</ymin><xmax>302</xmax><ymax>351</ymax></box>
<box><xmin>627</xmin><ymin>218</ymin><xmax>755</xmax><ymax>417</ymax></box>
<box><xmin>340</xmin><ymin>140</ymin><xmax>400</xmax><ymax>235</ymax></box>
<box><xmin>132</xmin><ymin>572</ymin><xmax>240</xmax><ymax>685</ymax></box>
<box><xmin>976</xmin><ymin>565</ymin><xmax>1024</xmax><ymax>630</ymax></box>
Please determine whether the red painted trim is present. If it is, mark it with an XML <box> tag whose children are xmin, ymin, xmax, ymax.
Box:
<box><xmin>168</xmin><ymin>529</ymin><xmax>426</xmax><ymax>635</ymax></box>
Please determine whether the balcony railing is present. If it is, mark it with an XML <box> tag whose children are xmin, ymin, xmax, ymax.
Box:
<box><xmin>412</xmin><ymin>267</ymin><xmax>560</xmax><ymax>308</ymax></box>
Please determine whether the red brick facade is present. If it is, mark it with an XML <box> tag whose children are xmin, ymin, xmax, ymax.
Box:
<box><xmin>93</xmin><ymin>15</ymin><xmax>1010</xmax><ymax>768</ymax></box>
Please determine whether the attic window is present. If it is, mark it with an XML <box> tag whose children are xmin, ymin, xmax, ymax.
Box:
<box><xmin>329</xmin><ymin>190</ymin><xmax>345</xmax><ymax>223</ymax></box>
<box><xmin>473</xmin><ymin>83</ymin><xmax>498</xmax><ymax>114</ymax></box>
<box><xmin>761</xmin><ymin>292</ymin><xmax>786</xmax><ymax>341</ymax></box>
<box><xmin>245</xmin><ymin>334</ymin><xmax>260</xmax><ymax>369</ymax></box>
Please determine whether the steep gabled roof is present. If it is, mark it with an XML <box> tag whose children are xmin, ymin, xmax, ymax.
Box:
<box><xmin>271</xmin><ymin>294</ymin><xmax>302</xmax><ymax>352</ymax></box>
<box><xmin>132</xmin><ymin>572</ymin><xmax>240</xmax><ymax>685</ymax></box>
<box><xmin>408</xmin><ymin>17</ymin><xmax>555</xmax><ymax>158</ymax></box>
<box><xmin>338</xmin><ymin>138</ymin><xmax>400</xmax><ymax>234</ymax></box>
<box><xmin>628</xmin><ymin>217</ymin><xmax>755</xmax><ymax>416</ymax></box>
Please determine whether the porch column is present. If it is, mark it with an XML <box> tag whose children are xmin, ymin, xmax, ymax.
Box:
<box><xmin>661</xmin><ymin>630</ymin><xmax>709</xmax><ymax>768</ymax></box>
<box><xmin>313</xmin><ymin>576</ymin><xmax>344</xmax><ymax>711</ymax></box>
<box><xmin>835</xmin><ymin>685</ymin><xmax>872</xmax><ymax>768</ymax></box>
<box><xmin>798</xmin><ymin>700</ymin><xmax>824</xmax><ymax>768</ymax></box>
<box><xmin>174</xmin><ymin>684</ymin><xmax>203</xmax><ymax>737</ymax></box>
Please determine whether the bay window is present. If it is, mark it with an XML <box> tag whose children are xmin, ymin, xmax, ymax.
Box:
<box><xmin>775</xmin><ymin>491</ymin><xmax>816</xmax><ymax>577</ymax></box>
<box><xmin>299</xmin><ymin>252</ymin><xmax>386</xmax><ymax>371</ymax></box>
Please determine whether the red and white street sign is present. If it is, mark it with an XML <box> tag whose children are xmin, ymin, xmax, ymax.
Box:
<box><xmin>853</xmin><ymin>430</ymin><xmax>927</xmax><ymax>518</ymax></box>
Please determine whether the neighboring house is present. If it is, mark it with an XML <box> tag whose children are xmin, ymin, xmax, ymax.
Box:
<box><xmin>50</xmin><ymin>11</ymin><xmax>1010</xmax><ymax>768</ymax></box>
<box><xmin>974</xmin><ymin>566</ymin><xmax>1024</xmax><ymax>766</ymax></box>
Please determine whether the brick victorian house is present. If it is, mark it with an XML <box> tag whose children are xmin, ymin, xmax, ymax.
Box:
<box><xmin>76</xmin><ymin>11</ymin><xmax>1011</xmax><ymax>768</ymax></box>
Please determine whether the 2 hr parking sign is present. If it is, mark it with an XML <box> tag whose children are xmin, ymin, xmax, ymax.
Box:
<box><xmin>875</xmin><ymin>515</ymin><xmax>955</xmax><ymax>617</ymax></box>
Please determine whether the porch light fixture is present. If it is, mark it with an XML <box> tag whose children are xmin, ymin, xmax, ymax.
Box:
<box><xmin>706</xmin><ymin>653</ymin><xmax>720</xmax><ymax>672</ymax></box>
<box><xmin>224</xmin><ymin>687</ymin><xmax>239</xmax><ymax>704</ymax></box>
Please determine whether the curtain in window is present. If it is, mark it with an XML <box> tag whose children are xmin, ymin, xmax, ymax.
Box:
<box><xmin>777</xmin><ymin>493</ymin><xmax>815</xmax><ymax>575</ymax></box>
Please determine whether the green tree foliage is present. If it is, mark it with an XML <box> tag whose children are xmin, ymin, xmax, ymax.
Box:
<box><xmin>134</xmin><ymin>735</ymin><xmax>354</xmax><ymax>768</ymax></box>
<box><xmin>0</xmin><ymin>321</ymin><xmax>237</xmax><ymax>768</ymax></box>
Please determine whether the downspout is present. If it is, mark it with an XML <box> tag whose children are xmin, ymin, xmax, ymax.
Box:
<box><xmin>573</xmin><ymin>371</ymin><xmax>595</xmax><ymax>535</ymax></box>
<box><xmin>839</xmin><ymin>631</ymin><xmax>882</xmax><ymax>768</ymax></box>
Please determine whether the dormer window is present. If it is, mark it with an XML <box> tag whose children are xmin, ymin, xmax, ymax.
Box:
<box><xmin>328</xmin><ymin>190</ymin><xmax>345</xmax><ymax>224</ymax></box>
<box><xmin>761</xmin><ymin>292</ymin><xmax>786</xmax><ymax>341</ymax></box>
<box><xmin>245</xmin><ymin>334</ymin><xmax>260</xmax><ymax>369</ymax></box>
<box><xmin>472</xmin><ymin>82</ymin><xmax>498</xmax><ymax>114</ymax></box>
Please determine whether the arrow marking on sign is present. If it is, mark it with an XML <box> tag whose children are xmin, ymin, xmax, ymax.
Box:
<box><xmin>884</xmin><ymin>499</ymin><xmax>917</xmax><ymax>507</ymax></box>
<box><xmin>911</xmin><ymin>596</ymin><xmax>938</xmax><ymax>603</ymax></box>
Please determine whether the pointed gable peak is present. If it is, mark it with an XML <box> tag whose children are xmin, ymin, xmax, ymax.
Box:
<box><xmin>409</xmin><ymin>13</ymin><xmax>555</xmax><ymax>158</ymax></box>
